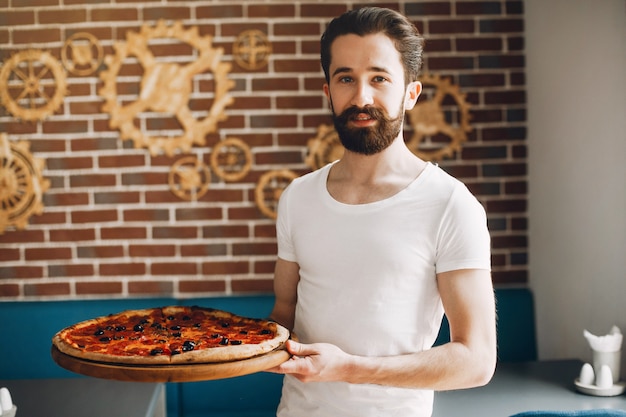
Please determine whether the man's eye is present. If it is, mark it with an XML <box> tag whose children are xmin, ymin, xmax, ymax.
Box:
<box><xmin>338</xmin><ymin>76</ymin><xmax>353</xmax><ymax>83</ymax></box>
<box><xmin>373</xmin><ymin>76</ymin><xmax>387</xmax><ymax>83</ymax></box>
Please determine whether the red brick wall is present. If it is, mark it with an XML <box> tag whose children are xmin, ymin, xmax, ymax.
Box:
<box><xmin>0</xmin><ymin>0</ymin><xmax>527</xmax><ymax>301</ymax></box>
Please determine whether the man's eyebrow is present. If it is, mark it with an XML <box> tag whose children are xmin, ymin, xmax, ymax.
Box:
<box><xmin>331</xmin><ymin>66</ymin><xmax>392</xmax><ymax>77</ymax></box>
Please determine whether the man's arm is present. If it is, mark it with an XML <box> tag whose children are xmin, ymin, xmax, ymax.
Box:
<box><xmin>271</xmin><ymin>268</ymin><xmax>497</xmax><ymax>391</ymax></box>
<box><xmin>268</xmin><ymin>257</ymin><xmax>300</xmax><ymax>331</ymax></box>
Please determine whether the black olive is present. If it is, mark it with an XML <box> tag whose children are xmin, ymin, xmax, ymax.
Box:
<box><xmin>230</xmin><ymin>340</ymin><xmax>242</xmax><ymax>345</ymax></box>
<box><xmin>171</xmin><ymin>350</ymin><xmax>181</xmax><ymax>355</ymax></box>
<box><xmin>210</xmin><ymin>333</ymin><xmax>220</xmax><ymax>338</ymax></box>
<box><xmin>260</xmin><ymin>329</ymin><xmax>271</xmax><ymax>335</ymax></box>
<box><xmin>99</xmin><ymin>336</ymin><xmax>111</xmax><ymax>342</ymax></box>
<box><xmin>115</xmin><ymin>325</ymin><xmax>126</xmax><ymax>332</ymax></box>
<box><xmin>133</xmin><ymin>324</ymin><xmax>144</xmax><ymax>332</ymax></box>
<box><xmin>170</xmin><ymin>325</ymin><xmax>181</xmax><ymax>331</ymax></box>
<box><xmin>139</xmin><ymin>319</ymin><xmax>149</xmax><ymax>325</ymax></box>
<box><xmin>183</xmin><ymin>315</ymin><xmax>191</xmax><ymax>321</ymax></box>
<box><xmin>194</xmin><ymin>323</ymin><xmax>201</xmax><ymax>328</ymax></box>
<box><xmin>94</xmin><ymin>329</ymin><xmax>105</xmax><ymax>336</ymax></box>
<box><xmin>182</xmin><ymin>341</ymin><xmax>196</xmax><ymax>352</ymax></box>
<box><xmin>150</xmin><ymin>348</ymin><xmax>164</xmax><ymax>356</ymax></box>
<box><xmin>220</xmin><ymin>322</ymin><xmax>230</xmax><ymax>328</ymax></box>
<box><xmin>172</xmin><ymin>332</ymin><xmax>182</xmax><ymax>337</ymax></box>
<box><xmin>167</xmin><ymin>315</ymin><xmax>175</xmax><ymax>320</ymax></box>
<box><xmin>105</xmin><ymin>325</ymin><xmax>114</xmax><ymax>331</ymax></box>
<box><xmin>219</xmin><ymin>337</ymin><xmax>229</xmax><ymax>345</ymax></box>
<box><xmin>113</xmin><ymin>335</ymin><xmax>124</xmax><ymax>340</ymax></box>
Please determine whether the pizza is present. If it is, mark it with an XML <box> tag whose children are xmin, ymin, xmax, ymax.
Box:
<box><xmin>52</xmin><ymin>306</ymin><xmax>290</xmax><ymax>365</ymax></box>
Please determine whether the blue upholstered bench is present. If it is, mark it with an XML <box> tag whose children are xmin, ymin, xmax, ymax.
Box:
<box><xmin>0</xmin><ymin>288</ymin><xmax>537</xmax><ymax>417</ymax></box>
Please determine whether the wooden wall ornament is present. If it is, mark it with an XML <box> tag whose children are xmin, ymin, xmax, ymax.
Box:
<box><xmin>168</xmin><ymin>156</ymin><xmax>211</xmax><ymax>201</ymax></box>
<box><xmin>305</xmin><ymin>123</ymin><xmax>344</xmax><ymax>171</ymax></box>
<box><xmin>99</xmin><ymin>20</ymin><xmax>235</xmax><ymax>157</ymax></box>
<box><xmin>62</xmin><ymin>32</ymin><xmax>104</xmax><ymax>76</ymax></box>
<box><xmin>0</xmin><ymin>49</ymin><xmax>67</xmax><ymax>122</ymax></box>
<box><xmin>255</xmin><ymin>170</ymin><xmax>298</xmax><ymax>219</ymax></box>
<box><xmin>0</xmin><ymin>133</ymin><xmax>50</xmax><ymax>234</ymax></box>
<box><xmin>233</xmin><ymin>30</ymin><xmax>272</xmax><ymax>71</ymax></box>
<box><xmin>405</xmin><ymin>73</ymin><xmax>472</xmax><ymax>161</ymax></box>
<box><xmin>210</xmin><ymin>137</ymin><xmax>252</xmax><ymax>182</ymax></box>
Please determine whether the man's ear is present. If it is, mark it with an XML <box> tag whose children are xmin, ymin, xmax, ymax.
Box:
<box><xmin>404</xmin><ymin>81</ymin><xmax>422</xmax><ymax>110</ymax></box>
<box><xmin>323</xmin><ymin>83</ymin><xmax>330</xmax><ymax>100</ymax></box>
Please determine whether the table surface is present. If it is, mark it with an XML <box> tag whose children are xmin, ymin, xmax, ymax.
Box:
<box><xmin>0</xmin><ymin>378</ymin><xmax>165</xmax><ymax>417</ymax></box>
<box><xmin>433</xmin><ymin>359</ymin><xmax>626</xmax><ymax>416</ymax></box>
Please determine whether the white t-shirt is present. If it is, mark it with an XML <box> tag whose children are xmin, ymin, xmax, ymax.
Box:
<box><xmin>276</xmin><ymin>162</ymin><xmax>491</xmax><ymax>417</ymax></box>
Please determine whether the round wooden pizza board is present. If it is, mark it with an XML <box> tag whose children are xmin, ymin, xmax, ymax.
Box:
<box><xmin>51</xmin><ymin>344</ymin><xmax>291</xmax><ymax>382</ymax></box>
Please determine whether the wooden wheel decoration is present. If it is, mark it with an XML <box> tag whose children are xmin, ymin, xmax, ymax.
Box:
<box><xmin>405</xmin><ymin>73</ymin><xmax>472</xmax><ymax>161</ymax></box>
<box><xmin>62</xmin><ymin>32</ymin><xmax>104</xmax><ymax>76</ymax></box>
<box><xmin>168</xmin><ymin>156</ymin><xmax>211</xmax><ymax>201</ymax></box>
<box><xmin>233</xmin><ymin>30</ymin><xmax>272</xmax><ymax>71</ymax></box>
<box><xmin>255</xmin><ymin>170</ymin><xmax>298</xmax><ymax>219</ymax></box>
<box><xmin>0</xmin><ymin>133</ymin><xmax>50</xmax><ymax>234</ymax></box>
<box><xmin>305</xmin><ymin>124</ymin><xmax>344</xmax><ymax>171</ymax></box>
<box><xmin>0</xmin><ymin>49</ymin><xmax>67</xmax><ymax>121</ymax></box>
<box><xmin>99</xmin><ymin>20</ymin><xmax>235</xmax><ymax>156</ymax></box>
<box><xmin>210</xmin><ymin>137</ymin><xmax>252</xmax><ymax>182</ymax></box>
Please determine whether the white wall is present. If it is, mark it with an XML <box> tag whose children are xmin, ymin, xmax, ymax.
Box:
<box><xmin>526</xmin><ymin>0</ymin><xmax>626</xmax><ymax>377</ymax></box>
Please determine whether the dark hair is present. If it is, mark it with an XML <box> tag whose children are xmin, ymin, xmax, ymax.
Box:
<box><xmin>320</xmin><ymin>7</ymin><xmax>424</xmax><ymax>84</ymax></box>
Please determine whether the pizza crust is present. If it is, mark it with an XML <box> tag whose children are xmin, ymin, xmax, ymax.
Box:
<box><xmin>52</xmin><ymin>306</ymin><xmax>290</xmax><ymax>365</ymax></box>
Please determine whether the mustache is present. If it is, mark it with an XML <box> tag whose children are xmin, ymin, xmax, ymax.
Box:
<box><xmin>336</xmin><ymin>105</ymin><xmax>387</xmax><ymax>122</ymax></box>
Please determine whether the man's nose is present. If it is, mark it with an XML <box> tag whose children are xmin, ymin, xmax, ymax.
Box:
<box><xmin>351</xmin><ymin>82</ymin><xmax>374</xmax><ymax>108</ymax></box>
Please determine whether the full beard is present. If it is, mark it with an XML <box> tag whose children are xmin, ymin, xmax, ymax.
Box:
<box><xmin>331</xmin><ymin>103</ymin><xmax>404</xmax><ymax>156</ymax></box>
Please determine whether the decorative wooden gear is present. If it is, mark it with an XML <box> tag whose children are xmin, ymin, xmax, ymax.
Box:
<box><xmin>168</xmin><ymin>156</ymin><xmax>211</xmax><ymax>201</ymax></box>
<box><xmin>99</xmin><ymin>20</ymin><xmax>235</xmax><ymax>156</ymax></box>
<box><xmin>62</xmin><ymin>32</ymin><xmax>104</xmax><ymax>76</ymax></box>
<box><xmin>255</xmin><ymin>170</ymin><xmax>298</xmax><ymax>219</ymax></box>
<box><xmin>0</xmin><ymin>133</ymin><xmax>50</xmax><ymax>234</ymax></box>
<box><xmin>405</xmin><ymin>73</ymin><xmax>472</xmax><ymax>161</ymax></box>
<box><xmin>0</xmin><ymin>49</ymin><xmax>67</xmax><ymax>121</ymax></box>
<box><xmin>233</xmin><ymin>30</ymin><xmax>272</xmax><ymax>70</ymax></box>
<box><xmin>305</xmin><ymin>123</ymin><xmax>344</xmax><ymax>171</ymax></box>
<box><xmin>210</xmin><ymin>137</ymin><xmax>252</xmax><ymax>182</ymax></box>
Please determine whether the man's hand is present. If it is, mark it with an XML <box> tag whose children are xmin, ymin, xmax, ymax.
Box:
<box><xmin>267</xmin><ymin>340</ymin><xmax>354</xmax><ymax>383</ymax></box>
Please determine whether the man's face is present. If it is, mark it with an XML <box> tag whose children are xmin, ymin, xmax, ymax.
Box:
<box><xmin>323</xmin><ymin>33</ymin><xmax>419</xmax><ymax>155</ymax></box>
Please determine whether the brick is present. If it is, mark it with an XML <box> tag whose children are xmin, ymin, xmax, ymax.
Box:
<box><xmin>0</xmin><ymin>248</ymin><xmax>20</xmax><ymax>261</ymax></box>
<box><xmin>129</xmin><ymin>245</ymin><xmax>176</xmax><ymax>258</ymax></box>
<box><xmin>39</xmin><ymin>8</ymin><xmax>87</xmax><ymax>24</ymax></box>
<box><xmin>123</xmin><ymin>209</ymin><xmax>170</xmax><ymax>222</ymax></box>
<box><xmin>42</xmin><ymin>119</ymin><xmax>89</xmax><ymax>134</ymax></box>
<box><xmin>200</xmin><ymin>224</ymin><xmax>249</xmax><ymax>240</ymax></box>
<box><xmin>233</xmin><ymin>242</ymin><xmax>276</xmax><ymax>256</ymax></box>
<box><xmin>24</xmin><ymin>282</ymin><xmax>71</xmax><ymax>297</ymax></box>
<box><xmin>254</xmin><ymin>260</ymin><xmax>275</xmax><ymax>274</ymax></box>
<box><xmin>128</xmin><ymin>280</ymin><xmax>175</xmax><ymax>295</ymax></box>
<box><xmin>143</xmin><ymin>7</ymin><xmax>190</xmax><ymax>21</ymax></box>
<box><xmin>153</xmin><ymin>226</ymin><xmax>198</xmax><ymax>239</ymax></box>
<box><xmin>180</xmin><ymin>244</ymin><xmax>227</xmax><ymax>257</ymax></box>
<box><xmin>101</xmin><ymin>227</ymin><xmax>146</xmax><ymax>240</ymax></box>
<box><xmin>196</xmin><ymin>4</ymin><xmax>243</xmax><ymax>18</ymax></box>
<box><xmin>486</xmin><ymin>199</ymin><xmax>527</xmax><ymax>214</ymax></box>
<box><xmin>72</xmin><ymin>209</ymin><xmax>118</xmax><ymax>224</ymax></box>
<box><xmin>249</xmin><ymin>4</ymin><xmax>295</xmax><ymax>18</ymax></box>
<box><xmin>99</xmin><ymin>154</ymin><xmax>146</xmax><ymax>168</ymax></box>
<box><xmin>43</xmin><ymin>192</ymin><xmax>90</xmax><ymax>207</ymax></box>
<box><xmin>152</xmin><ymin>262</ymin><xmax>198</xmax><ymax>276</ymax></box>
<box><xmin>25</xmin><ymin>247</ymin><xmax>72</xmax><ymax>261</ymax></box>
<box><xmin>94</xmin><ymin>191</ymin><xmax>141</xmax><ymax>205</ymax></box>
<box><xmin>77</xmin><ymin>245</ymin><xmax>124</xmax><ymax>258</ymax></box>
<box><xmin>48</xmin><ymin>264</ymin><xmax>95</xmax><ymax>277</ymax></box>
<box><xmin>480</xmin><ymin>18</ymin><xmax>524</xmax><ymax>33</ymax></box>
<box><xmin>0</xmin><ymin>284</ymin><xmax>20</xmax><ymax>297</ymax></box>
<box><xmin>202</xmin><ymin>261</ymin><xmax>248</xmax><ymax>275</ymax></box>
<box><xmin>429</xmin><ymin>19</ymin><xmax>475</xmax><ymax>35</ymax></box>
<box><xmin>49</xmin><ymin>228</ymin><xmax>96</xmax><ymax>242</ymax></box>
<box><xmin>479</xmin><ymin>54</ymin><xmax>524</xmax><ymax>69</ymax></box>
<box><xmin>0</xmin><ymin>266</ymin><xmax>44</xmax><ymax>279</ymax></box>
<box><xmin>0</xmin><ymin>10</ymin><xmax>35</xmax><ymax>26</ymax></box>
<box><xmin>100</xmin><ymin>263</ymin><xmax>145</xmax><ymax>276</ymax></box>
<box><xmin>427</xmin><ymin>56</ymin><xmax>475</xmax><ymax>71</ymax></box>
<box><xmin>274</xmin><ymin>59</ymin><xmax>321</xmax><ymax>73</ymax></box>
<box><xmin>456</xmin><ymin>37</ymin><xmax>502</xmax><ymax>52</ymax></box>
<box><xmin>176</xmin><ymin>208</ymin><xmax>224</xmax><ymax>222</ymax></box>
<box><xmin>46</xmin><ymin>156</ymin><xmax>93</xmax><ymax>171</ymax></box>
<box><xmin>0</xmin><ymin>229</ymin><xmax>44</xmax><ymax>244</ymax></box>
<box><xmin>406</xmin><ymin>2</ymin><xmax>451</xmax><ymax>16</ymax></box>
<box><xmin>70</xmin><ymin>174</ymin><xmax>116</xmax><ymax>188</ymax></box>
<box><xmin>179</xmin><ymin>279</ymin><xmax>226</xmax><ymax>294</ymax></box>
<box><xmin>91</xmin><ymin>7</ymin><xmax>139</xmax><ymax>22</ymax></box>
<box><xmin>456</xmin><ymin>2</ymin><xmax>502</xmax><ymax>15</ymax></box>
<box><xmin>76</xmin><ymin>280</ymin><xmax>123</xmax><ymax>295</ymax></box>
